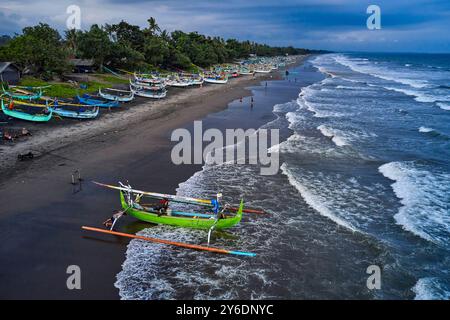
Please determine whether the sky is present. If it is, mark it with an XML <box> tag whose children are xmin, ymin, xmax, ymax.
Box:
<box><xmin>0</xmin><ymin>0</ymin><xmax>448</xmax><ymax>53</ymax></box>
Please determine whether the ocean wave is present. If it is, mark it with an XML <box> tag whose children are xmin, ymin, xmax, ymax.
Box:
<box><xmin>381</xmin><ymin>86</ymin><xmax>440</xmax><ymax>103</ymax></box>
<box><xmin>281</xmin><ymin>163</ymin><xmax>359</xmax><ymax>232</ymax></box>
<box><xmin>379</xmin><ymin>161</ymin><xmax>450</xmax><ymax>247</ymax></box>
<box><xmin>336</xmin><ymin>85</ymin><xmax>364</xmax><ymax>90</ymax></box>
<box><xmin>412</xmin><ymin>277</ymin><xmax>450</xmax><ymax>300</ymax></box>
<box><xmin>115</xmin><ymin>226</ymin><xmax>200</xmax><ymax>300</ymax></box>
<box><xmin>297</xmin><ymin>96</ymin><xmax>348</xmax><ymax>118</ymax></box>
<box><xmin>273</xmin><ymin>101</ymin><xmax>299</xmax><ymax>113</ymax></box>
<box><xmin>418</xmin><ymin>126</ymin><xmax>449</xmax><ymax>140</ymax></box>
<box><xmin>317</xmin><ymin>125</ymin><xmax>349</xmax><ymax>147</ymax></box>
<box><xmin>333</xmin><ymin>55</ymin><xmax>430</xmax><ymax>89</ymax></box>
<box><xmin>437</xmin><ymin>102</ymin><xmax>450</xmax><ymax>111</ymax></box>
<box><xmin>285</xmin><ymin>111</ymin><xmax>306</xmax><ymax>130</ymax></box>
<box><xmin>276</xmin><ymin>133</ymin><xmax>346</xmax><ymax>157</ymax></box>
<box><xmin>418</xmin><ymin>126</ymin><xmax>434</xmax><ymax>133</ymax></box>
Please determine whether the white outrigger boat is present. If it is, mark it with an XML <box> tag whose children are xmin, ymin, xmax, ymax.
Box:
<box><xmin>99</xmin><ymin>88</ymin><xmax>135</xmax><ymax>102</ymax></box>
<box><xmin>254</xmin><ymin>67</ymin><xmax>272</xmax><ymax>73</ymax></box>
<box><xmin>165</xmin><ymin>76</ymin><xmax>193</xmax><ymax>87</ymax></box>
<box><xmin>130</xmin><ymin>84</ymin><xmax>167</xmax><ymax>99</ymax></box>
<box><xmin>204</xmin><ymin>73</ymin><xmax>228</xmax><ymax>84</ymax></box>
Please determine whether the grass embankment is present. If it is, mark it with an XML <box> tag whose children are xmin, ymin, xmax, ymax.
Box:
<box><xmin>18</xmin><ymin>74</ymin><xmax>130</xmax><ymax>98</ymax></box>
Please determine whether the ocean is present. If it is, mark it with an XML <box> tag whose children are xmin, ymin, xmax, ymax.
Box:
<box><xmin>115</xmin><ymin>53</ymin><xmax>450</xmax><ymax>300</ymax></box>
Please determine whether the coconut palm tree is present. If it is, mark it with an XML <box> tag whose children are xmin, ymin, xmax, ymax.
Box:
<box><xmin>146</xmin><ymin>17</ymin><xmax>161</xmax><ymax>36</ymax></box>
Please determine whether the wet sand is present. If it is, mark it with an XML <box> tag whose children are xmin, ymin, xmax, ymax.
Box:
<box><xmin>0</xmin><ymin>59</ymin><xmax>306</xmax><ymax>299</ymax></box>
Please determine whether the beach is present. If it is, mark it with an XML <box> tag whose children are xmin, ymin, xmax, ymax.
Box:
<box><xmin>0</xmin><ymin>57</ymin><xmax>305</xmax><ymax>299</ymax></box>
<box><xmin>2</xmin><ymin>52</ymin><xmax>448</xmax><ymax>300</ymax></box>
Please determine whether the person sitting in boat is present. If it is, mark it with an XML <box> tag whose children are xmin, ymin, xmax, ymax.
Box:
<box><xmin>154</xmin><ymin>198</ymin><xmax>169</xmax><ymax>216</ymax></box>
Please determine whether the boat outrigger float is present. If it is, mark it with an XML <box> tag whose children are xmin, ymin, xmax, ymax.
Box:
<box><xmin>81</xmin><ymin>226</ymin><xmax>256</xmax><ymax>257</ymax></box>
<box><xmin>82</xmin><ymin>181</ymin><xmax>264</xmax><ymax>257</ymax></box>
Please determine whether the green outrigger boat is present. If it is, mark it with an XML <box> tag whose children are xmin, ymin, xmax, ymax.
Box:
<box><xmin>94</xmin><ymin>181</ymin><xmax>244</xmax><ymax>230</ymax></box>
<box><xmin>120</xmin><ymin>191</ymin><xmax>244</xmax><ymax>230</ymax></box>
<box><xmin>2</xmin><ymin>85</ymin><xmax>43</xmax><ymax>100</ymax></box>
<box><xmin>85</xmin><ymin>181</ymin><xmax>261</xmax><ymax>257</ymax></box>
<box><xmin>1</xmin><ymin>99</ymin><xmax>52</xmax><ymax>122</ymax></box>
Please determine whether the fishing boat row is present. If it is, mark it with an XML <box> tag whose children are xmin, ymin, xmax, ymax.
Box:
<box><xmin>1</xmin><ymin>55</ymin><xmax>294</xmax><ymax>122</ymax></box>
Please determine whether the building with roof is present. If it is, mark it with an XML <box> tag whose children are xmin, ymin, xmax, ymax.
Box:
<box><xmin>0</xmin><ymin>62</ymin><xmax>21</xmax><ymax>84</ymax></box>
<box><xmin>69</xmin><ymin>59</ymin><xmax>96</xmax><ymax>73</ymax></box>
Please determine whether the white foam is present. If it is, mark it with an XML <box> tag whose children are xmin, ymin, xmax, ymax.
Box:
<box><xmin>286</xmin><ymin>111</ymin><xmax>305</xmax><ymax>125</ymax></box>
<box><xmin>333</xmin><ymin>55</ymin><xmax>430</xmax><ymax>89</ymax></box>
<box><xmin>437</xmin><ymin>102</ymin><xmax>450</xmax><ymax>111</ymax></box>
<box><xmin>301</xmin><ymin>99</ymin><xmax>348</xmax><ymax>118</ymax></box>
<box><xmin>317</xmin><ymin>125</ymin><xmax>349</xmax><ymax>147</ymax></box>
<box><xmin>418</xmin><ymin>126</ymin><xmax>434</xmax><ymax>133</ymax></box>
<box><xmin>413</xmin><ymin>278</ymin><xmax>450</xmax><ymax>300</ymax></box>
<box><xmin>382</xmin><ymin>86</ymin><xmax>438</xmax><ymax>103</ymax></box>
<box><xmin>379</xmin><ymin>162</ymin><xmax>450</xmax><ymax>247</ymax></box>
<box><xmin>281</xmin><ymin>163</ymin><xmax>358</xmax><ymax>232</ymax></box>
<box><xmin>273</xmin><ymin>101</ymin><xmax>298</xmax><ymax>113</ymax></box>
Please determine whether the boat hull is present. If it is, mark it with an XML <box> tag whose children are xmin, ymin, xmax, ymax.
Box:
<box><xmin>52</xmin><ymin>106</ymin><xmax>99</xmax><ymax>119</ymax></box>
<box><xmin>130</xmin><ymin>87</ymin><xmax>167</xmax><ymax>99</ymax></box>
<box><xmin>77</xmin><ymin>95</ymin><xmax>120</xmax><ymax>108</ymax></box>
<box><xmin>120</xmin><ymin>192</ymin><xmax>243</xmax><ymax>230</ymax></box>
<box><xmin>204</xmin><ymin>78</ymin><xmax>228</xmax><ymax>84</ymax></box>
<box><xmin>99</xmin><ymin>89</ymin><xmax>134</xmax><ymax>102</ymax></box>
<box><xmin>1</xmin><ymin>99</ymin><xmax>52</xmax><ymax>122</ymax></box>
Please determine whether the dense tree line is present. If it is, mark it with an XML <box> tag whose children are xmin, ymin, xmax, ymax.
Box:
<box><xmin>0</xmin><ymin>18</ymin><xmax>312</xmax><ymax>79</ymax></box>
<box><xmin>0</xmin><ymin>35</ymin><xmax>11</xmax><ymax>46</ymax></box>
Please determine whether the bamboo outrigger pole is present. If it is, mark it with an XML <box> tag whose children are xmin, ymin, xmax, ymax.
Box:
<box><xmin>93</xmin><ymin>181</ymin><xmax>267</xmax><ymax>214</ymax></box>
<box><xmin>82</xmin><ymin>226</ymin><xmax>256</xmax><ymax>257</ymax></box>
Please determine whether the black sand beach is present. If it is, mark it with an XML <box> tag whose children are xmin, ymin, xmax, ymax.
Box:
<box><xmin>0</xmin><ymin>57</ymin><xmax>306</xmax><ymax>299</ymax></box>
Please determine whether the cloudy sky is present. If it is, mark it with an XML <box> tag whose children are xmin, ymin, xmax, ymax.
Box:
<box><xmin>0</xmin><ymin>0</ymin><xmax>448</xmax><ymax>52</ymax></box>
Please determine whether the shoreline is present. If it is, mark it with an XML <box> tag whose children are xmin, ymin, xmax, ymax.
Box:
<box><xmin>0</xmin><ymin>63</ymin><xmax>292</xmax><ymax>184</ymax></box>
<box><xmin>0</xmin><ymin>56</ymin><xmax>307</xmax><ymax>299</ymax></box>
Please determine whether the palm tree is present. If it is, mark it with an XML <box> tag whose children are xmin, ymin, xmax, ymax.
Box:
<box><xmin>146</xmin><ymin>17</ymin><xmax>161</xmax><ymax>36</ymax></box>
<box><xmin>160</xmin><ymin>29</ymin><xmax>170</xmax><ymax>42</ymax></box>
<box><xmin>65</xmin><ymin>29</ymin><xmax>80</xmax><ymax>57</ymax></box>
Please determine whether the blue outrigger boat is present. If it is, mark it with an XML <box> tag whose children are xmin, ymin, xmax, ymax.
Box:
<box><xmin>76</xmin><ymin>94</ymin><xmax>120</xmax><ymax>108</ymax></box>
<box><xmin>51</xmin><ymin>100</ymin><xmax>100</xmax><ymax>119</ymax></box>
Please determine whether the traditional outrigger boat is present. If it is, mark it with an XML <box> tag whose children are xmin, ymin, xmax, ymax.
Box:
<box><xmin>98</xmin><ymin>88</ymin><xmax>134</xmax><ymax>102</ymax></box>
<box><xmin>130</xmin><ymin>78</ymin><xmax>166</xmax><ymax>91</ymax></box>
<box><xmin>204</xmin><ymin>73</ymin><xmax>228</xmax><ymax>84</ymax></box>
<box><xmin>130</xmin><ymin>83</ymin><xmax>167</xmax><ymax>99</ymax></box>
<box><xmin>133</xmin><ymin>73</ymin><xmax>166</xmax><ymax>87</ymax></box>
<box><xmin>239</xmin><ymin>67</ymin><xmax>255</xmax><ymax>76</ymax></box>
<box><xmin>2</xmin><ymin>85</ymin><xmax>43</xmax><ymax>101</ymax></box>
<box><xmin>1</xmin><ymin>99</ymin><xmax>52</xmax><ymax>122</ymax></box>
<box><xmin>165</xmin><ymin>75</ymin><xmax>193</xmax><ymax>87</ymax></box>
<box><xmin>254</xmin><ymin>66</ymin><xmax>272</xmax><ymax>73</ymax></box>
<box><xmin>76</xmin><ymin>94</ymin><xmax>120</xmax><ymax>108</ymax></box>
<box><xmin>191</xmin><ymin>75</ymin><xmax>204</xmax><ymax>86</ymax></box>
<box><xmin>51</xmin><ymin>100</ymin><xmax>100</xmax><ymax>119</ymax></box>
<box><xmin>82</xmin><ymin>181</ymin><xmax>265</xmax><ymax>256</ymax></box>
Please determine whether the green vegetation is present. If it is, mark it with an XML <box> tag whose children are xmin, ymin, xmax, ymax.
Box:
<box><xmin>0</xmin><ymin>17</ymin><xmax>312</xmax><ymax>81</ymax></box>
<box><xmin>19</xmin><ymin>75</ymin><xmax>128</xmax><ymax>98</ymax></box>
<box><xmin>94</xmin><ymin>74</ymin><xmax>130</xmax><ymax>85</ymax></box>
<box><xmin>0</xmin><ymin>35</ymin><xmax>11</xmax><ymax>46</ymax></box>
<box><xmin>0</xmin><ymin>24</ymin><xmax>69</xmax><ymax>79</ymax></box>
